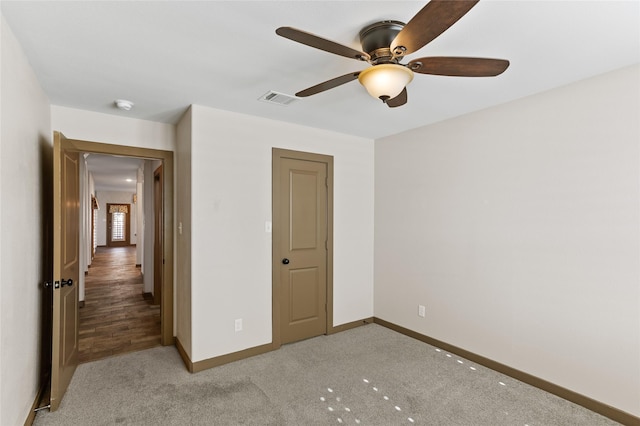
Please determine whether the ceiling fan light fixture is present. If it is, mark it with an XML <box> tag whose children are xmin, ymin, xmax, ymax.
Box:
<box><xmin>358</xmin><ymin>64</ymin><xmax>414</xmax><ymax>101</ymax></box>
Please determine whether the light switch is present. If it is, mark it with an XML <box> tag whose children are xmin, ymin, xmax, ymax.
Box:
<box><xmin>265</xmin><ymin>221</ymin><xmax>272</xmax><ymax>233</ymax></box>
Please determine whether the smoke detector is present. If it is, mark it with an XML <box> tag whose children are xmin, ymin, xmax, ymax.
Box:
<box><xmin>115</xmin><ymin>99</ymin><xmax>134</xmax><ymax>111</ymax></box>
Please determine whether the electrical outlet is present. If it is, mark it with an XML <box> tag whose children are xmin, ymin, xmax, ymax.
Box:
<box><xmin>418</xmin><ymin>305</ymin><xmax>426</xmax><ymax>318</ymax></box>
<box><xmin>235</xmin><ymin>318</ymin><xmax>243</xmax><ymax>332</ymax></box>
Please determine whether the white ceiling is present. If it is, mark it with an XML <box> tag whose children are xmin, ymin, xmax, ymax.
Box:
<box><xmin>85</xmin><ymin>154</ymin><xmax>141</xmax><ymax>192</ymax></box>
<box><xmin>2</xmin><ymin>0</ymin><xmax>639</xmax><ymax>141</ymax></box>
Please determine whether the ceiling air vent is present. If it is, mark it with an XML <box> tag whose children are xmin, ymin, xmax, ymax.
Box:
<box><xmin>258</xmin><ymin>91</ymin><xmax>298</xmax><ymax>106</ymax></box>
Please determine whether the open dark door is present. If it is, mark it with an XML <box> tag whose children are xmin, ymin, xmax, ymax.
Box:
<box><xmin>50</xmin><ymin>131</ymin><xmax>80</xmax><ymax>411</ymax></box>
<box><xmin>153</xmin><ymin>165</ymin><xmax>163</xmax><ymax>306</ymax></box>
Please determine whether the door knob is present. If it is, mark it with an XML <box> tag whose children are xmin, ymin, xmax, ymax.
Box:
<box><xmin>61</xmin><ymin>278</ymin><xmax>73</xmax><ymax>287</ymax></box>
<box><xmin>282</xmin><ymin>258</ymin><xmax>290</xmax><ymax>265</ymax></box>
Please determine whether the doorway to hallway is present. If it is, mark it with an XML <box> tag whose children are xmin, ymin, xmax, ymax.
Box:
<box><xmin>49</xmin><ymin>134</ymin><xmax>174</xmax><ymax>410</ymax></box>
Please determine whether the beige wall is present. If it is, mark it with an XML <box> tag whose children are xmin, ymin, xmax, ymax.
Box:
<box><xmin>188</xmin><ymin>105</ymin><xmax>375</xmax><ymax>362</ymax></box>
<box><xmin>51</xmin><ymin>105</ymin><xmax>175</xmax><ymax>151</ymax></box>
<box><xmin>374</xmin><ymin>64</ymin><xmax>640</xmax><ymax>416</ymax></box>
<box><xmin>0</xmin><ymin>15</ymin><xmax>52</xmax><ymax>425</ymax></box>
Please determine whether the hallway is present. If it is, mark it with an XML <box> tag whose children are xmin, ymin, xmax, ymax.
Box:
<box><xmin>79</xmin><ymin>246</ymin><xmax>161</xmax><ymax>363</ymax></box>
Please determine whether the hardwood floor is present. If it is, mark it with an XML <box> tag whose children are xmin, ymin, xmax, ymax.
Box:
<box><xmin>79</xmin><ymin>246</ymin><xmax>160</xmax><ymax>363</ymax></box>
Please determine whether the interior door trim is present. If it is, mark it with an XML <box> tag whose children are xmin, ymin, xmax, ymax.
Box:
<box><xmin>272</xmin><ymin>148</ymin><xmax>334</xmax><ymax>349</ymax></box>
<box><xmin>57</xmin><ymin>136</ymin><xmax>174</xmax><ymax>345</ymax></box>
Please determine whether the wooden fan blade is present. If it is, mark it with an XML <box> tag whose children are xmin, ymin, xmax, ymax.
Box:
<box><xmin>386</xmin><ymin>88</ymin><xmax>407</xmax><ymax>108</ymax></box>
<box><xmin>408</xmin><ymin>57</ymin><xmax>510</xmax><ymax>77</ymax></box>
<box><xmin>276</xmin><ymin>27</ymin><xmax>370</xmax><ymax>61</ymax></box>
<box><xmin>296</xmin><ymin>72</ymin><xmax>361</xmax><ymax>97</ymax></box>
<box><xmin>391</xmin><ymin>0</ymin><xmax>479</xmax><ymax>56</ymax></box>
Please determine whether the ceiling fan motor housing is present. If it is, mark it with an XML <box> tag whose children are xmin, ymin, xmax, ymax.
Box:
<box><xmin>359</xmin><ymin>20</ymin><xmax>405</xmax><ymax>63</ymax></box>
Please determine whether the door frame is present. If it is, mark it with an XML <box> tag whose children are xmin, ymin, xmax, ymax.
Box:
<box><xmin>57</xmin><ymin>136</ymin><xmax>174</xmax><ymax>345</ymax></box>
<box><xmin>271</xmin><ymin>148</ymin><xmax>334</xmax><ymax>349</ymax></box>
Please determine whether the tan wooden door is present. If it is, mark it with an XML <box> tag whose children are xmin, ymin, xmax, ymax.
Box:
<box><xmin>51</xmin><ymin>131</ymin><xmax>80</xmax><ymax>411</ymax></box>
<box><xmin>275</xmin><ymin>152</ymin><xmax>329</xmax><ymax>344</ymax></box>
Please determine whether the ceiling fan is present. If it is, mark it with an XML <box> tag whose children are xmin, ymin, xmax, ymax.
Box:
<box><xmin>276</xmin><ymin>0</ymin><xmax>509</xmax><ymax>108</ymax></box>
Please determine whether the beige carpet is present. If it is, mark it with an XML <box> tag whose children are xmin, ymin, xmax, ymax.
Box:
<box><xmin>35</xmin><ymin>324</ymin><xmax>619</xmax><ymax>425</ymax></box>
